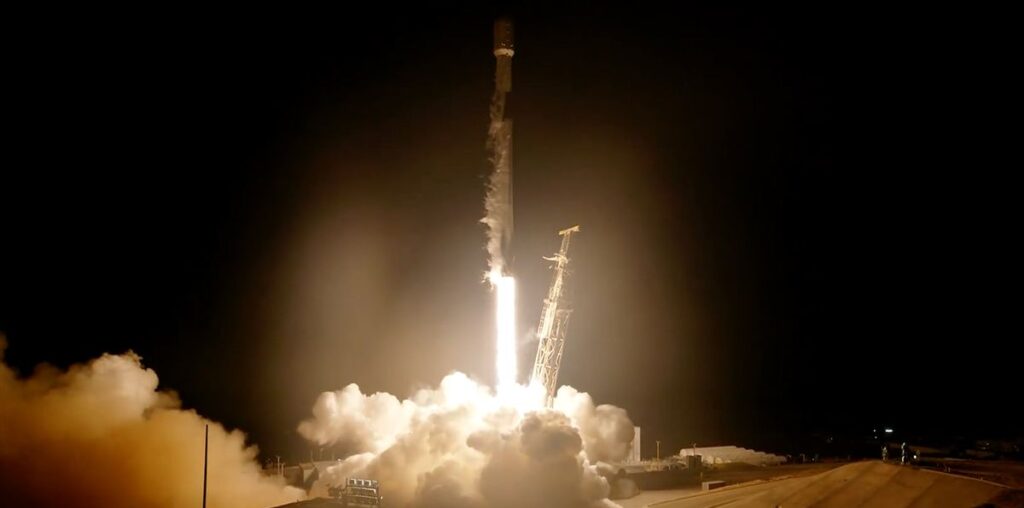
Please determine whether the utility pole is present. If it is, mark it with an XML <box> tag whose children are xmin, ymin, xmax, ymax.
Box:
<box><xmin>656</xmin><ymin>440</ymin><xmax>662</xmax><ymax>462</ymax></box>
<box><xmin>202</xmin><ymin>424</ymin><xmax>208</xmax><ymax>508</ymax></box>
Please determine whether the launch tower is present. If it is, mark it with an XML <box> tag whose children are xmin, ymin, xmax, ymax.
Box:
<box><xmin>530</xmin><ymin>225</ymin><xmax>581</xmax><ymax>406</ymax></box>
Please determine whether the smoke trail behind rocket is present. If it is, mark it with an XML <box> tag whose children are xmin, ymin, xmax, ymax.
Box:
<box><xmin>484</xmin><ymin>18</ymin><xmax>514</xmax><ymax>276</ymax></box>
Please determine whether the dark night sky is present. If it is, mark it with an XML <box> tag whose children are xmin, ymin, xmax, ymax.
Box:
<box><xmin>1</xmin><ymin>6</ymin><xmax>1018</xmax><ymax>460</ymax></box>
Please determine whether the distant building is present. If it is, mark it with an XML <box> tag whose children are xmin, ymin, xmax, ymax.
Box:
<box><xmin>679</xmin><ymin>446</ymin><xmax>786</xmax><ymax>466</ymax></box>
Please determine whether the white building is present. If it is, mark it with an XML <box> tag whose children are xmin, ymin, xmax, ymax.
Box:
<box><xmin>679</xmin><ymin>445</ymin><xmax>786</xmax><ymax>466</ymax></box>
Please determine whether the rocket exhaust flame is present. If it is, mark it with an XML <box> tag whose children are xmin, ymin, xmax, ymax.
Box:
<box><xmin>491</xmin><ymin>271</ymin><xmax>517</xmax><ymax>393</ymax></box>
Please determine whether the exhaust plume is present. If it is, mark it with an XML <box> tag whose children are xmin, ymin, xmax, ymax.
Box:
<box><xmin>0</xmin><ymin>335</ymin><xmax>303</xmax><ymax>508</ymax></box>
<box><xmin>298</xmin><ymin>371</ymin><xmax>634</xmax><ymax>508</ymax></box>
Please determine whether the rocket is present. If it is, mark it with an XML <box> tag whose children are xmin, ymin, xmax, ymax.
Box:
<box><xmin>491</xmin><ymin>17</ymin><xmax>515</xmax><ymax>267</ymax></box>
<box><xmin>493</xmin><ymin>18</ymin><xmax>514</xmax><ymax>93</ymax></box>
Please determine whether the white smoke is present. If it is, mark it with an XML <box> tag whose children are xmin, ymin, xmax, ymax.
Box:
<box><xmin>0</xmin><ymin>334</ymin><xmax>303</xmax><ymax>508</ymax></box>
<box><xmin>553</xmin><ymin>386</ymin><xmax>637</xmax><ymax>464</ymax></box>
<box><xmin>482</xmin><ymin>90</ymin><xmax>513</xmax><ymax>276</ymax></box>
<box><xmin>298</xmin><ymin>372</ymin><xmax>634</xmax><ymax>508</ymax></box>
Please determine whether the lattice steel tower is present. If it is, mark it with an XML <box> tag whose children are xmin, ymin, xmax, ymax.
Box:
<box><xmin>530</xmin><ymin>225</ymin><xmax>581</xmax><ymax>406</ymax></box>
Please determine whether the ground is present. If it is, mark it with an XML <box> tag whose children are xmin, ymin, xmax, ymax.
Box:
<box><xmin>617</xmin><ymin>461</ymin><xmax>1015</xmax><ymax>508</ymax></box>
<box><xmin>617</xmin><ymin>462</ymin><xmax>838</xmax><ymax>508</ymax></box>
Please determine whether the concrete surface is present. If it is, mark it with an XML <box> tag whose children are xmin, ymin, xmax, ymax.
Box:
<box><xmin>617</xmin><ymin>488</ymin><xmax>701</xmax><ymax>508</ymax></box>
<box><xmin>646</xmin><ymin>461</ymin><xmax>1007</xmax><ymax>508</ymax></box>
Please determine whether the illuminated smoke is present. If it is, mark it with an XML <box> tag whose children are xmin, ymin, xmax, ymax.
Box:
<box><xmin>298</xmin><ymin>372</ymin><xmax>634</xmax><ymax>508</ymax></box>
<box><xmin>0</xmin><ymin>335</ymin><xmax>303</xmax><ymax>508</ymax></box>
<box><xmin>482</xmin><ymin>90</ymin><xmax>512</xmax><ymax>278</ymax></box>
<box><xmin>553</xmin><ymin>386</ymin><xmax>637</xmax><ymax>464</ymax></box>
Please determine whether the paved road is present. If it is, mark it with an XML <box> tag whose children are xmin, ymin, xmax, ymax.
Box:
<box><xmin>648</xmin><ymin>461</ymin><xmax>1005</xmax><ymax>508</ymax></box>
<box><xmin>616</xmin><ymin>463</ymin><xmax>838</xmax><ymax>508</ymax></box>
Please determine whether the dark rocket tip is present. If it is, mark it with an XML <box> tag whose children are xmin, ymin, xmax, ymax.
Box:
<box><xmin>494</xmin><ymin>18</ymin><xmax>514</xmax><ymax>52</ymax></box>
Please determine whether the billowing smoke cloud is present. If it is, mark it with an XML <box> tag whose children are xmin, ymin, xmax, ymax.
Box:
<box><xmin>553</xmin><ymin>386</ymin><xmax>637</xmax><ymax>464</ymax></box>
<box><xmin>0</xmin><ymin>335</ymin><xmax>303</xmax><ymax>508</ymax></box>
<box><xmin>482</xmin><ymin>89</ymin><xmax>513</xmax><ymax>276</ymax></box>
<box><xmin>298</xmin><ymin>372</ymin><xmax>634</xmax><ymax>508</ymax></box>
